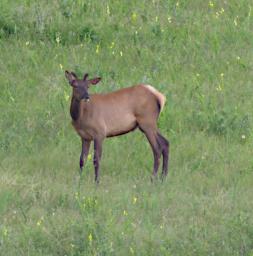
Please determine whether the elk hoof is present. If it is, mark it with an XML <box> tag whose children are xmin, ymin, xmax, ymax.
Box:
<box><xmin>79</xmin><ymin>159</ymin><xmax>84</xmax><ymax>169</ymax></box>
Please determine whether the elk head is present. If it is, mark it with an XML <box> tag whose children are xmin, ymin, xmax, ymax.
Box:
<box><xmin>65</xmin><ymin>70</ymin><xmax>101</xmax><ymax>101</ymax></box>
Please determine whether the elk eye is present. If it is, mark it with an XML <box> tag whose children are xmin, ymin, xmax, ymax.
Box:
<box><xmin>71</xmin><ymin>81</ymin><xmax>78</xmax><ymax>87</ymax></box>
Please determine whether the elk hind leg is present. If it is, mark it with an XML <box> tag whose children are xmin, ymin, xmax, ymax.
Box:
<box><xmin>157</xmin><ymin>133</ymin><xmax>169</xmax><ymax>178</ymax></box>
<box><xmin>139</xmin><ymin>125</ymin><xmax>162</xmax><ymax>179</ymax></box>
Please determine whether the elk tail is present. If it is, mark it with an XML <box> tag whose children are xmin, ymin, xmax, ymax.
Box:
<box><xmin>143</xmin><ymin>85</ymin><xmax>166</xmax><ymax>112</ymax></box>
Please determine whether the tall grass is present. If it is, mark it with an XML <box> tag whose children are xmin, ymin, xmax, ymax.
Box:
<box><xmin>0</xmin><ymin>0</ymin><xmax>252</xmax><ymax>255</ymax></box>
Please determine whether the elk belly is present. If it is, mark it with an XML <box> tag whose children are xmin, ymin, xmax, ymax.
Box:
<box><xmin>105</xmin><ymin>113</ymin><xmax>137</xmax><ymax>137</ymax></box>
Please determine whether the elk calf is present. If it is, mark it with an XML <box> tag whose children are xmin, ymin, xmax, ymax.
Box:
<box><xmin>65</xmin><ymin>71</ymin><xmax>169</xmax><ymax>183</ymax></box>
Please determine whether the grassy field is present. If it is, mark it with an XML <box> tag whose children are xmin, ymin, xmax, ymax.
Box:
<box><xmin>1</xmin><ymin>0</ymin><xmax>253</xmax><ymax>255</ymax></box>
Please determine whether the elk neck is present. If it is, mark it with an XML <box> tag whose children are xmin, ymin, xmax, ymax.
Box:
<box><xmin>70</xmin><ymin>96</ymin><xmax>88</xmax><ymax>121</ymax></box>
<box><xmin>70</xmin><ymin>95</ymin><xmax>91</xmax><ymax>122</ymax></box>
<box><xmin>70</xmin><ymin>97</ymin><xmax>80</xmax><ymax>121</ymax></box>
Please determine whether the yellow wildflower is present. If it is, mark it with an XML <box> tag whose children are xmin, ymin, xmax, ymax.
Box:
<box><xmin>56</xmin><ymin>34</ymin><xmax>61</xmax><ymax>44</ymax></box>
<box><xmin>3</xmin><ymin>227</ymin><xmax>8</xmax><ymax>236</ymax></box>
<box><xmin>109</xmin><ymin>41</ymin><xmax>115</xmax><ymax>49</ymax></box>
<box><xmin>123</xmin><ymin>210</ymin><xmax>128</xmax><ymax>216</ymax></box>
<box><xmin>234</xmin><ymin>16</ymin><xmax>238</xmax><ymax>26</ymax></box>
<box><xmin>133</xmin><ymin>197</ymin><xmax>137</xmax><ymax>204</ymax></box>
<box><xmin>216</xmin><ymin>85</ymin><xmax>222</xmax><ymax>91</ymax></box>
<box><xmin>96</xmin><ymin>44</ymin><xmax>100</xmax><ymax>54</ymax></box>
<box><xmin>106</xmin><ymin>4</ymin><xmax>110</xmax><ymax>15</ymax></box>
<box><xmin>132</xmin><ymin>12</ymin><xmax>137</xmax><ymax>21</ymax></box>
<box><xmin>88</xmin><ymin>233</ymin><xmax>93</xmax><ymax>242</ymax></box>
<box><xmin>64</xmin><ymin>91</ymin><xmax>69</xmax><ymax>102</ymax></box>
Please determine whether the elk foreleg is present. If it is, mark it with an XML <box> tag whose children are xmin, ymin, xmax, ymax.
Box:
<box><xmin>80</xmin><ymin>139</ymin><xmax>91</xmax><ymax>174</ymax></box>
<box><xmin>93</xmin><ymin>138</ymin><xmax>103</xmax><ymax>184</ymax></box>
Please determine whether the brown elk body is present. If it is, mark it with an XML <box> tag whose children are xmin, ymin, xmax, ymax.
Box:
<box><xmin>65</xmin><ymin>71</ymin><xmax>169</xmax><ymax>183</ymax></box>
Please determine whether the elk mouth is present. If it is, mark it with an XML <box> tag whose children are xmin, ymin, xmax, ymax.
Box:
<box><xmin>81</xmin><ymin>93</ymin><xmax>90</xmax><ymax>102</ymax></box>
<box><xmin>83</xmin><ymin>94</ymin><xmax>90</xmax><ymax>102</ymax></box>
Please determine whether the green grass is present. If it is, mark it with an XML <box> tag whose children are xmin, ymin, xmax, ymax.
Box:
<box><xmin>0</xmin><ymin>0</ymin><xmax>253</xmax><ymax>255</ymax></box>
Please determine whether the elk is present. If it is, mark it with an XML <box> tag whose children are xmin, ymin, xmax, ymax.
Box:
<box><xmin>65</xmin><ymin>70</ymin><xmax>169</xmax><ymax>183</ymax></box>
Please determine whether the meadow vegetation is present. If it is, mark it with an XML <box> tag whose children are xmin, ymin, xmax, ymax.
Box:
<box><xmin>0</xmin><ymin>0</ymin><xmax>253</xmax><ymax>255</ymax></box>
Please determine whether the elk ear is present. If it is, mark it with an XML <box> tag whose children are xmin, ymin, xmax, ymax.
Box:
<box><xmin>71</xmin><ymin>72</ymin><xmax>78</xmax><ymax>78</ymax></box>
<box><xmin>83</xmin><ymin>73</ymin><xmax>89</xmax><ymax>81</ymax></box>
<box><xmin>88</xmin><ymin>77</ymin><xmax>101</xmax><ymax>86</ymax></box>
<box><xmin>65</xmin><ymin>70</ymin><xmax>78</xmax><ymax>87</ymax></box>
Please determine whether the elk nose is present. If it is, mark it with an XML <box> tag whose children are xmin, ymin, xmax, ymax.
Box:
<box><xmin>84</xmin><ymin>95</ymin><xmax>90</xmax><ymax>102</ymax></box>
